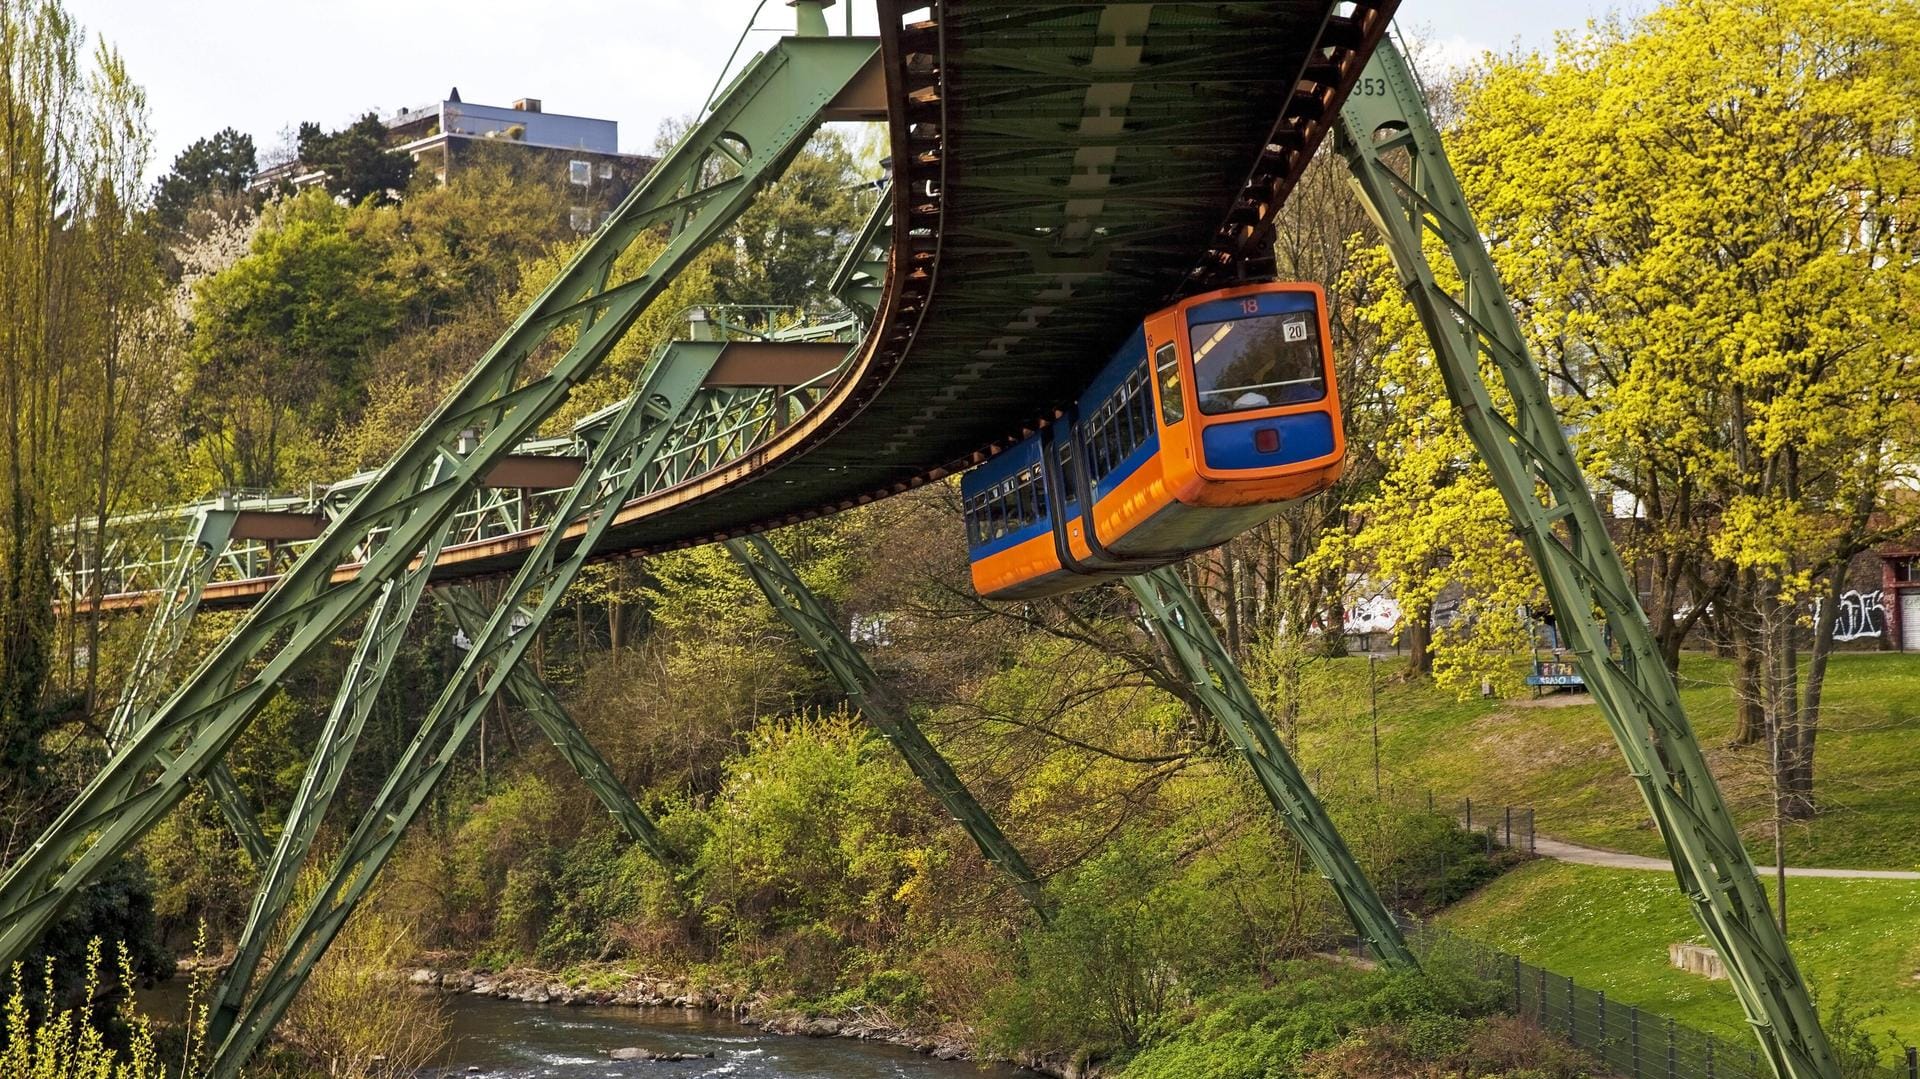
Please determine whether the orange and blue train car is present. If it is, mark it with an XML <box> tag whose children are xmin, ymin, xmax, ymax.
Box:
<box><xmin>962</xmin><ymin>281</ymin><xmax>1345</xmax><ymax>601</ymax></box>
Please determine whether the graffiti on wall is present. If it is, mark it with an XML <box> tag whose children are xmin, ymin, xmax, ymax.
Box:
<box><xmin>1344</xmin><ymin>593</ymin><xmax>1401</xmax><ymax>635</ymax></box>
<box><xmin>1814</xmin><ymin>589</ymin><xmax>1886</xmax><ymax>642</ymax></box>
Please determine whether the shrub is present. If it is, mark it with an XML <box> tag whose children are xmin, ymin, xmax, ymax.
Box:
<box><xmin>0</xmin><ymin>940</ymin><xmax>167</xmax><ymax>1079</ymax></box>
<box><xmin>268</xmin><ymin>868</ymin><xmax>449</xmax><ymax>1078</ymax></box>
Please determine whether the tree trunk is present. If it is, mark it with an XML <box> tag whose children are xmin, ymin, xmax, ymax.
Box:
<box><xmin>1731</xmin><ymin>574</ymin><xmax>1765</xmax><ymax>745</ymax></box>
<box><xmin>1406</xmin><ymin>607</ymin><xmax>1433</xmax><ymax>676</ymax></box>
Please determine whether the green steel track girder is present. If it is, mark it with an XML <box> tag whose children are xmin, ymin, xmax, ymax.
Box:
<box><xmin>1126</xmin><ymin>568</ymin><xmax>1414</xmax><ymax>969</ymax></box>
<box><xmin>102</xmin><ymin>507</ymin><xmax>271</xmax><ymax>865</ymax></box>
<box><xmin>205</xmin><ymin>317</ymin><xmax>733</xmax><ymax>1078</ymax></box>
<box><xmin>0</xmin><ymin>34</ymin><xmax>879</xmax><ymax>977</ymax></box>
<box><xmin>1337</xmin><ymin>39</ymin><xmax>1837</xmax><ymax>1079</ymax></box>
<box><xmin>438</xmin><ymin>586</ymin><xmax>674</xmax><ymax>865</ymax></box>
<box><xmin>722</xmin><ymin>534</ymin><xmax>1050</xmax><ymax>917</ymax></box>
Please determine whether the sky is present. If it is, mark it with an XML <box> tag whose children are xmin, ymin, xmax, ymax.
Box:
<box><xmin>61</xmin><ymin>0</ymin><xmax>1626</xmax><ymax>179</ymax></box>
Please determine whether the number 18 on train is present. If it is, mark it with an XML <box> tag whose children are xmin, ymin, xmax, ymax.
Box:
<box><xmin>961</xmin><ymin>282</ymin><xmax>1346</xmax><ymax>600</ymax></box>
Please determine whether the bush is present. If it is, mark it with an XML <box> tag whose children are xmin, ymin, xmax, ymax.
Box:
<box><xmin>984</xmin><ymin>830</ymin><xmax>1313</xmax><ymax>1060</ymax></box>
<box><xmin>1121</xmin><ymin>958</ymin><xmax>1506</xmax><ymax>1079</ymax></box>
<box><xmin>0</xmin><ymin>941</ymin><xmax>167</xmax><ymax>1079</ymax></box>
<box><xmin>1373</xmin><ymin>812</ymin><xmax>1517</xmax><ymax>913</ymax></box>
<box><xmin>266</xmin><ymin>868</ymin><xmax>449</xmax><ymax>1078</ymax></box>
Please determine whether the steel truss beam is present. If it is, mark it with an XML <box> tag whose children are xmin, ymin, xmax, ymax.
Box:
<box><xmin>1337</xmin><ymin>39</ymin><xmax>1837</xmax><ymax>1079</ymax></box>
<box><xmin>103</xmin><ymin>508</ymin><xmax>270</xmax><ymax>865</ymax></box>
<box><xmin>0</xmin><ymin>34</ymin><xmax>880</xmax><ymax>983</ymax></box>
<box><xmin>723</xmin><ymin>534</ymin><xmax>1050</xmax><ymax>917</ymax></box>
<box><xmin>1126</xmin><ymin>567</ymin><xmax>1414</xmax><ymax>968</ymax></box>
<box><xmin>437</xmin><ymin>586</ymin><xmax>674</xmax><ymax>864</ymax></box>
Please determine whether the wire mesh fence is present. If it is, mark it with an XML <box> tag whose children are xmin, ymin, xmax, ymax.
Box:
<box><xmin>1461</xmin><ymin>796</ymin><xmax>1535</xmax><ymax>854</ymax></box>
<box><xmin>1418</xmin><ymin>928</ymin><xmax>1917</xmax><ymax>1079</ymax></box>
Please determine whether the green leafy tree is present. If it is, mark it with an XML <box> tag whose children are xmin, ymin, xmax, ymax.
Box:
<box><xmin>713</xmin><ymin>129</ymin><xmax>867</xmax><ymax>308</ymax></box>
<box><xmin>185</xmin><ymin>188</ymin><xmax>401</xmax><ymax>487</ymax></box>
<box><xmin>1424</xmin><ymin>0</ymin><xmax>1920</xmax><ymax>807</ymax></box>
<box><xmin>295</xmin><ymin>112</ymin><xmax>413</xmax><ymax>206</ymax></box>
<box><xmin>151</xmin><ymin>127</ymin><xmax>256</xmax><ymax>231</ymax></box>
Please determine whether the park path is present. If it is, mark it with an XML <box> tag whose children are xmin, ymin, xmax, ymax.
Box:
<box><xmin>1530</xmin><ymin>833</ymin><xmax>1920</xmax><ymax>881</ymax></box>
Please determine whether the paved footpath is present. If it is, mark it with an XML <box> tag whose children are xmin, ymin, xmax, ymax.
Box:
<box><xmin>1530</xmin><ymin>834</ymin><xmax>1920</xmax><ymax>881</ymax></box>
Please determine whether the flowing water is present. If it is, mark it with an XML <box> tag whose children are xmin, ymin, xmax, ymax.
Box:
<box><xmin>432</xmin><ymin>994</ymin><xmax>1031</xmax><ymax>1078</ymax></box>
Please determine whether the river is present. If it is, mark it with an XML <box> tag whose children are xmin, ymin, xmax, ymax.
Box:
<box><xmin>433</xmin><ymin>994</ymin><xmax>1031</xmax><ymax>1078</ymax></box>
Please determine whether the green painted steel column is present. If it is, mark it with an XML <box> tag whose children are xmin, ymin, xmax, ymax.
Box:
<box><xmin>205</xmin><ymin>314</ymin><xmax>738</xmax><ymax>1078</ymax></box>
<box><xmin>207</xmin><ymin>557</ymin><xmax>441</xmax><ymax>1051</ymax></box>
<box><xmin>724</xmin><ymin>534</ymin><xmax>1050</xmax><ymax>918</ymax></box>
<box><xmin>1127</xmin><ymin>567</ymin><xmax>1414</xmax><ymax>968</ymax></box>
<box><xmin>1336</xmin><ymin>38</ymin><xmax>1837</xmax><ymax>1079</ymax></box>
<box><xmin>439</xmin><ymin>586</ymin><xmax>675</xmax><ymax>865</ymax></box>
<box><xmin>0</xmin><ymin>34</ymin><xmax>879</xmax><ymax>978</ymax></box>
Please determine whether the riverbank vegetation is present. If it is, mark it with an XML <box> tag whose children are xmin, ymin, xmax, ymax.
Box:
<box><xmin>0</xmin><ymin>0</ymin><xmax>1915</xmax><ymax>1075</ymax></box>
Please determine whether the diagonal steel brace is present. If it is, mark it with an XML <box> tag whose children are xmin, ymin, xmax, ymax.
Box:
<box><xmin>724</xmin><ymin>534</ymin><xmax>1051</xmax><ymax>918</ymax></box>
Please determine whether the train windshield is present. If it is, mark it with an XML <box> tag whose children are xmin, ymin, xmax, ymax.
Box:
<box><xmin>1189</xmin><ymin>310</ymin><xmax>1326</xmax><ymax>414</ymax></box>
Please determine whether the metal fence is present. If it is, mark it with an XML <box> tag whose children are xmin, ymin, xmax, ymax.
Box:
<box><xmin>1419</xmin><ymin>928</ymin><xmax>1916</xmax><ymax>1079</ymax></box>
<box><xmin>1461</xmin><ymin>796</ymin><xmax>1535</xmax><ymax>854</ymax></box>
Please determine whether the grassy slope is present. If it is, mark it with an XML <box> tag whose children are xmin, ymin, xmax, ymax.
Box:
<box><xmin>1438</xmin><ymin>860</ymin><xmax>1920</xmax><ymax>1050</ymax></box>
<box><xmin>1293</xmin><ymin>651</ymin><xmax>1920</xmax><ymax>871</ymax></box>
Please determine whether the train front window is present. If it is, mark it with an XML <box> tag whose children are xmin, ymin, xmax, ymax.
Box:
<box><xmin>1189</xmin><ymin>310</ymin><xmax>1326</xmax><ymax>415</ymax></box>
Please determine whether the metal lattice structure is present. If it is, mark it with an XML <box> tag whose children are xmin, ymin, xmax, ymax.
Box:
<box><xmin>1128</xmin><ymin>567</ymin><xmax>1414</xmax><ymax>968</ymax></box>
<box><xmin>15</xmin><ymin>6</ymin><xmax>1840</xmax><ymax>1078</ymax></box>
<box><xmin>725</xmin><ymin>534</ymin><xmax>1050</xmax><ymax>915</ymax></box>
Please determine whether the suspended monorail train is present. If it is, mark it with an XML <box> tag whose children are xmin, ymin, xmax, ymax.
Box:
<box><xmin>961</xmin><ymin>282</ymin><xmax>1345</xmax><ymax>601</ymax></box>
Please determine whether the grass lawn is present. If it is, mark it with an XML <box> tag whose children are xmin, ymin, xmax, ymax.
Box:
<box><xmin>1291</xmin><ymin>651</ymin><xmax>1920</xmax><ymax>870</ymax></box>
<box><xmin>1439</xmin><ymin>860</ymin><xmax>1920</xmax><ymax>1056</ymax></box>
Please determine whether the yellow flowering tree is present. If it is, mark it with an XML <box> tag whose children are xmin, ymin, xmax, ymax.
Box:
<box><xmin>1339</xmin><ymin>0</ymin><xmax>1920</xmax><ymax>808</ymax></box>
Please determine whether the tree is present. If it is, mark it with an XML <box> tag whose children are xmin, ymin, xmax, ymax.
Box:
<box><xmin>1363</xmin><ymin>0</ymin><xmax>1920</xmax><ymax>809</ymax></box>
<box><xmin>0</xmin><ymin>0</ymin><xmax>172</xmax><ymax>991</ymax></box>
<box><xmin>151</xmin><ymin>126</ymin><xmax>255</xmax><ymax>231</ymax></box>
<box><xmin>713</xmin><ymin>129</ymin><xmax>866</xmax><ymax>309</ymax></box>
<box><xmin>296</xmin><ymin>112</ymin><xmax>413</xmax><ymax>206</ymax></box>
<box><xmin>184</xmin><ymin>188</ymin><xmax>401</xmax><ymax>487</ymax></box>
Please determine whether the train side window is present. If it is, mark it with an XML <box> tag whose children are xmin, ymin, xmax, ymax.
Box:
<box><xmin>1129</xmin><ymin>364</ymin><xmax>1152</xmax><ymax>446</ymax></box>
<box><xmin>1017</xmin><ymin>469</ymin><xmax>1037</xmax><ymax>525</ymax></box>
<box><xmin>1155</xmin><ymin>343</ymin><xmax>1185</xmax><ymax>424</ymax></box>
<box><xmin>1055</xmin><ymin>441</ymin><xmax>1078</xmax><ymax>504</ymax></box>
<box><xmin>965</xmin><ymin>496</ymin><xmax>981</xmax><ymax>545</ymax></box>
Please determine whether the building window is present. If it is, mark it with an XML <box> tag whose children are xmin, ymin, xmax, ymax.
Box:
<box><xmin>568</xmin><ymin>160</ymin><xmax>591</xmax><ymax>186</ymax></box>
<box><xmin>1893</xmin><ymin>556</ymin><xmax>1920</xmax><ymax>584</ymax></box>
<box><xmin>569</xmin><ymin>206</ymin><xmax>593</xmax><ymax>232</ymax></box>
<box><xmin>597</xmin><ymin>162</ymin><xmax>613</xmax><ymax>180</ymax></box>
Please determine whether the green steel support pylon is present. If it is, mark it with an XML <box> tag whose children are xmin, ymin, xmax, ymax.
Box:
<box><xmin>439</xmin><ymin>586</ymin><xmax>675</xmax><ymax>865</ymax></box>
<box><xmin>1126</xmin><ymin>567</ymin><xmax>1414</xmax><ymax>968</ymax></box>
<box><xmin>103</xmin><ymin>507</ymin><xmax>270</xmax><ymax>865</ymax></box>
<box><xmin>724</xmin><ymin>535</ymin><xmax>1050</xmax><ymax>917</ymax></box>
<box><xmin>207</xmin><ymin>531</ymin><xmax>447</xmax><ymax>1052</ymax></box>
<box><xmin>1337</xmin><ymin>38</ymin><xmax>1837</xmax><ymax>1079</ymax></box>
<box><xmin>0</xmin><ymin>33</ymin><xmax>879</xmax><ymax>979</ymax></box>
<box><xmin>205</xmin><ymin>310</ymin><xmax>746</xmax><ymax>1077</ymax></box>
